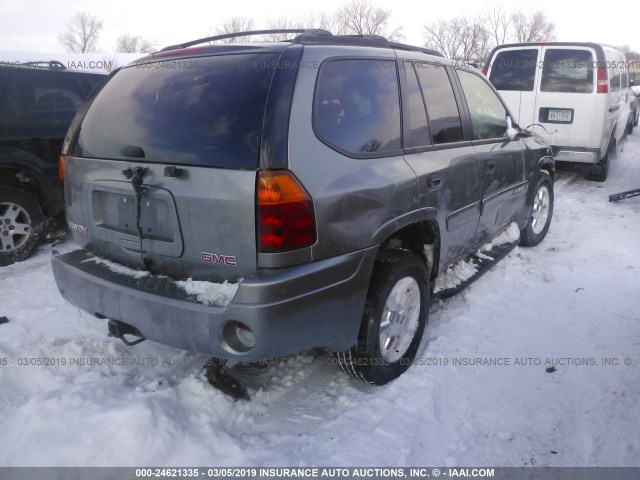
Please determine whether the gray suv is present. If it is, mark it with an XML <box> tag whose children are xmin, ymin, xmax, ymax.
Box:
<box><xmin>52</xmin><ymin>30</ymin><xmax>554</xmax><ymax>387</ymax></box>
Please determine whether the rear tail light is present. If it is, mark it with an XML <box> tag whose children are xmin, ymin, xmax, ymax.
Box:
<box><xmin>59</xmin><ymin>154</ymin><xmax>67</xmax><ymax>180</ymax></box>
<box><xmin>482</xmin><ymin>66</ymin><xmax>488</xmax><ymax>76</ymax></box>
<box><xmin>257</xmin><ymin>170</ymin><xmax>316</xmax><ymax>253</ymax></box>
<box><xmin>597</xmin><ymin>67</ymin><xmax>608</xmax><ymax>94</ymax></box>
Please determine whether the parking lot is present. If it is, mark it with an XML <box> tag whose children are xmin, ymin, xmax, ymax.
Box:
<box><xmin>0</xmin><ymin>134</ymin><xmax>639</xmax><ymax>467</ymax></box>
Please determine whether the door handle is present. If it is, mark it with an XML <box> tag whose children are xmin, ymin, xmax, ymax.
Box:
<box><xmin>427</xmin><ymin>176</ymin><xmax>442</xmax><ymax>190</ymax></box>
<box><xmin>485</xmin><ymin>161</ymin><xmax>495</xmax><ymax>173</ymax></box>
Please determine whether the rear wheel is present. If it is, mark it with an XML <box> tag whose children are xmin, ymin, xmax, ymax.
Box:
<box><xmin>520</xmin><ymin>173</ymin><xmax>554</xmax><ymax>247</ymax></box>
<box><xmin>336</xmin><ymin>250</ymin><xmax>429</xmax><ymax>385</ymax></box>
<box><xmin>589</xmin><ymin>152</ymin><xmax>609</xmax><ymax>182</ymax></box>
<box><xmin>0</xmin><ymin>187</ymin><xmax>46</xmax><ymax>266</ymax></box>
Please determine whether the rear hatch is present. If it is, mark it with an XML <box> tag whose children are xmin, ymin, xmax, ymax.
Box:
<box><xmin>63</xmin><ymin>51</ymin><xmax>282</xmax><ymax>282</ymax></box>
<box><xmin>488</xmin><ymin>45</ymin><xmax>600</xmax><ymax>148</ymax></box>
<box><xmin>532</xmin><ymin>46</ymin><xmax>599</xmax><ymax>148</ymax></box>
<box><xmin>487</xmin><ymin>46</ymin><xmax>539</xmax><ymax>125</ymax></box>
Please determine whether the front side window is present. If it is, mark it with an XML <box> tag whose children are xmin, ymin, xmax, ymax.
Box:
<box><xmin>414</xmin><ymin>63</ymin><xmax>464</xmax><ymax>144</ymax></box>
<box><xmin>458</xmin><ymin>70</ymin><xmax>508</xmax><ymax>140</ymax></box>
<box><xmin>489</xmin><ymin>49</ymin><xmax>538</xmax><ymax>91</ymax></box>
<box><xmin>314</xmin><ymin>59</ymin><xmax>401</xmax><ymax>155</ymax></box>
<box><xmin>541</xmin><ymin>49</ymin><xmax>594</xmax><ymax>93</ymax></box>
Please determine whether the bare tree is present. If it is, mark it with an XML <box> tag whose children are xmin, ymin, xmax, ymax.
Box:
<box><xmin>424</xmin><ymin>8</ymin><xmax>554</xmax><ymax>61</ymax></box>
<box><xmin>424</xmin><ymin>16</ymin><xmax>488</xmax><ymax>61</ymax></box>
<box><xmin>511</xmin><ymin>10</ymin><xmax>555</xmax><ymax>43</ymax></box>
<box><xmin>57</xmin><ymin>12</ymin><xmax>103</xmax><ymax>53</ymax></box>
<box><xmin>265</xmin><ymin>17</ymin><xmax>304</xmax><ymax>41</ymax></box>
<box><xmin>213</xmin><ymin>17</ymin><xmax>256</xmax><ymax>42</ymax></box>
<box><xmin>265</xmin><ymin>13</ymin><xmax>346</xmax><ymax>40</ymax></box>
<box><xmin>302</xmin><ymin>12</ymin><xmax>345</xmax><ymax>34</ymax></box>
<box><xmin>114</xmin><ymin>34</ymin><xmax>157</xmax><ymax>53</ymax></box>
<box><xmin>336</xmin><ymin>0</ymin><xmax>403</xmax><ymax>41</ymax></box>
<box><xmin>486</xmin><ymin>6</ymin><xmax>511</xmax><ymax>46</ymax></box>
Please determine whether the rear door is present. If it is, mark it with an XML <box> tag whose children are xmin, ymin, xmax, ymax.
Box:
<box><xmin>534</xmin><ymin>46</ymin><xmax>598</xmax><ymax>148</ymax></box>
<box><xmin>487</xmin><ymin>47</ymin><xmax>540</xmax><ymax>127</ymax></box>
<box><xmin>65</xmin><ymin>53</ymin><xmax>281</xmax><ymax>282</ymax></box>
<box><xmin>401</xmin><ymin>61</ymin><xmax>481</xmax><ymax>266</ymax></box>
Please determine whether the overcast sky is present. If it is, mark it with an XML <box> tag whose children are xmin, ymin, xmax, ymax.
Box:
<box><xmin>0</xmin><ymin>0</ymin><xmax>638</xmax><ymax>56</ymax></box>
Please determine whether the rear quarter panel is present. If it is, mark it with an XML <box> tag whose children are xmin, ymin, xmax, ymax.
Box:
<box><xmin>287</xmin><ymin>46</ymin><xmax>420</xmax><ymax>262</ymax></box>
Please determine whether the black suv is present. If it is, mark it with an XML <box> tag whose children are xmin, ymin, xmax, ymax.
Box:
<box><xmin>53</xmin><ymin>31</ymin><xmax>554</xmax><ymax>390</ymax></box>
<box><xmin>0</xmin><ymin>61</ymin><xmax>105</xmax><ymax>265</ymax></box>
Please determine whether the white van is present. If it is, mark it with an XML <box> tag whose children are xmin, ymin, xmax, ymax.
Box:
<box><xmin>485</xmin><ymin>43</ymin><xmax>630</xmax><ymax>181</ymax></box>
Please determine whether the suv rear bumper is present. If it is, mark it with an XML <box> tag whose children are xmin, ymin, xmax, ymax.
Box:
<box><xmin>52</xmin><ymin>248</ymin><xmax>377</xmax><ymax>361</ymax></box>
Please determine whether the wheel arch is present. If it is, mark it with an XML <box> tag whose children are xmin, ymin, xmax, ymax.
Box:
<box><xmin>0</xmin><ymin>163</ymin><xmax>57</xmax><ymax>216</ymax></box>
<box><xmin>537</xmin><ymin>156</ymin><xmax>555</xmax><ymax>182</ymax></box>
<box><xmin>373</xmin><ymin>215</ymin><xmax>441</xmax><ymax>282</ymax></box>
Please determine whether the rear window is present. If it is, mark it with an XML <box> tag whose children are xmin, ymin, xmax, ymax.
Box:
<box><xmin>314</xmin><ymin>59</ymin><xmax>401</xmax><ymax>156</ymax></box>
<box><xmin>489</xmin><ymin>49</ymin><xmax>538</xmax><ymax>91</ymax></box>
<box><xmin>74</xmin><ymin>53</ymin><xmax>279</xmax><ymax>168</ymax></box>
<box><xmin>541</xmin><ymin>49</ymin><xmax>594</xmax><ymax>93</ymax></box>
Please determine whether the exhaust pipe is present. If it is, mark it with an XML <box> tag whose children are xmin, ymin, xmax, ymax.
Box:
<box><xmin>107</xmin><ymin>319</ymin><xmax>146</xmax><ymax>346</ymax></box>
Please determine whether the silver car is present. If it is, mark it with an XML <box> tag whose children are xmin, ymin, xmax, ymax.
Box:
<box><xmin>53</xmin><ymin>30</ymin><xmax>554</xmax><ymax>387</ymax></box>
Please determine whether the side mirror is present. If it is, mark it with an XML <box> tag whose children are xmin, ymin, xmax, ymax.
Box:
<box><xmin>506</xmin><ymin>115</ymin><xmax>519</xmax><ymax>140</ymax></box>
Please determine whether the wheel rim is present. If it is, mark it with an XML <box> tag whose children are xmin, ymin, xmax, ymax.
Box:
<box><xmin>0</xmin><ymin>202</ymin><xmax>32</xmax><ymax>252</ymax></box>
<box><xmin>531</xmin><ymin>185</ymin><xmax>550</xmax><ymax>235</ymax></box>
<box><xmin>379</xmin><ymin>276</ymin><xmax>421</xmax><ymax>363</ymax></box>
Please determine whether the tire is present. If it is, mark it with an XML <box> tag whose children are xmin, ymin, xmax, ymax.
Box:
<box><xmin>589</xmin><ymin>152</ymin><xmax>609</xmax><ymax>182</ymax></box>
<box><xmin>0</xmin><ymin>187</ymin><xmax>46</xmax><ymax>266</ymax></box>
<box><xmin>520</xmin><ymin>173</ymin><xmax>554</xmax><ymax>247</ymax></box>
<box><xmin>336</xmin><ymin>250</ymin><xmax>429</xmax><ymax>385</ymax></box>
<box><xmin>627</xmin><ymin>120</ymin><xmax>634</xmax><ymax>135</ymax></box>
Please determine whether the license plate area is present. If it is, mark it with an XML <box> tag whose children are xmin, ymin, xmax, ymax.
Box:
<box><xmin>90</xmin><ymin>181</ymin><xmax>184</xmax><ymax>257</ymax></box>
<box><xmin>539</xmin><ymin>107</ymin><xmax>574</xmax><ymax>124</ymax></box>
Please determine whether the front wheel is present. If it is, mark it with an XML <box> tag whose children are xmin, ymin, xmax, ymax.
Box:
<box><xmin>336</xmin><ymin>250</ymin><xmax>429</xmax><ymax>385</ymax></box>
<box><xmin>0</xmin><ymin>187</ymin><xmax>46</xmax><ymax>266</ymax></box>
<box><xmin>520</xmin><ymin>173</ymin><xmax>554</xmax><ymax>247</ymax></box>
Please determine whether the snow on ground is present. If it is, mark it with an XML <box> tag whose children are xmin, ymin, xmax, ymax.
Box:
<box><xmin>1</xmin><ymin>137</ymin><xmax>640</xmax><ymax>467</ymax></box>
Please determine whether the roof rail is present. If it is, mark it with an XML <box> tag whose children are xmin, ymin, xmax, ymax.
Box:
<box><xmin>159</xmin><ymin>29</ymin><xmax>445</xmax><ymax>59</ymax></box>
<box><xmin>387</xmin><ymin>41</ymin><xmax>444</xmax><ymax>58</ymax></box>
<box><xmin>291</xmin><ymin>33</ymin><xmax>444</xmax><ymax>57</ymax></box>
<box><xmin>19</xmin><ymin>60</ymin><xmax>67</xmax><ymax>70</ymax></box>
<box><xmin>160</xmin><ymin>29</ymin><xmax>333</xmax><ymax>52</ymax></box>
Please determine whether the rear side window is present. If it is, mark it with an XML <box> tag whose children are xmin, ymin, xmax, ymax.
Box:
<box><xmin>0</xmin><ymin>73</ymin><xmax>85</xmax><ymax>128</ymax></box>
<box><xmin>541</xmin><ymin>49</ymin><xmax>594</xmax><ymax>93</ymax></box>
<box><xmin>489</xmin><ymin>49</ymin><xmax>538</xmax><ymax>91</ymax></box>
<box><xmin>404</xmin><ymin>63</ymin><xmax>430</xmax><ymax>148</ymax></box>
<box><xmin>314</xmin><ymin>59</ymin><xmax>401</xmax><ymax>155</ymax></box>
<box><xmin>414</xmin><ymin>63</ymin><xmax>464</xmax><ymax>144</ymax></box>
<box><xmin>74</xmin><ymin>53</ymin><xmax>279</xmax><ymax>168</ymax></box>
<box><xmin>84</xmin><ymin>75</ymin><xmax>106</xmax><ymax>93</ymax></box>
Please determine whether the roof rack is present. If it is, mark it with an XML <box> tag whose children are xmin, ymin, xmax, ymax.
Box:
<box><xmin>19</xmin><ymin>60</ymin><xmax>67</xmax><ymax>70</ymax></box>
<box><xmin>160</xmin><ymin>29</ymin><xmax>332</xmax><ymax>52</ymax></box>
<box><xmin>159</xmin><ymin>29</ymin><xmax>444</xmax><ymax>58</ymax></box>
<box><xmin>387</xmin><ymin>41</ymin><xmax>443</xmax><ymax>58</ymax></box>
